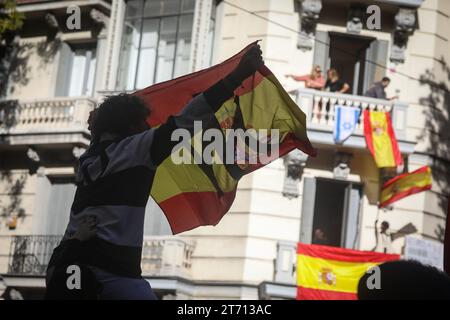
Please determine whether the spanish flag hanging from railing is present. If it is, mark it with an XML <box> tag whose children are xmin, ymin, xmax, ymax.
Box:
<box><xmin>379</xmin><ymin>166</ymin><xmax>432</xmax><ymax>208</ymax></box>
<box><xmin>363</xmin><ymin>110</ymin><xmax>403</xmax><ymax>168</ymax></box>
<box><xmin>134</xmin><ymin>43</ymin><xmax>316</xmax><ymax>234</ymax></box>
<box><xmin>297</xmin><ymin>243</ymin><xmax>400</xmax><ymax>300</ymax></box>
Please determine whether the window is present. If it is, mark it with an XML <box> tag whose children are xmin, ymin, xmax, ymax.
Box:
<box><xmin>313</xmin><ymin>31</ymin><xmax>388</xmax><ymax>95</ymax></box>
<box><xmin>300</xmin><ymin>177</ymin><xmax>362</xmax><ymax>249</ymax></box>
<box><xmin>55</xmin><ymin>43</ymin><xmax>97</xmax><ymax>97</ymax></box>
<box><xmin>117</xmin><ymin>0</ymin><xmax>196</xmax><ymax>91</ymax></box>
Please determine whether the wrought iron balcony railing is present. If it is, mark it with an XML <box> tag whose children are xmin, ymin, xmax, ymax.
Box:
<box><xmin>5</xmin><ymin>235</ymin><xmax>195</xmax><ymax>278</ymax></box>
<box><xmin>7</xmin><ymin>235</ymin><xmax>61</xmax><ymax>276</ymax></box>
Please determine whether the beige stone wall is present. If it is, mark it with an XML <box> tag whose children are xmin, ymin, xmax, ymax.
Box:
<box><xmin>0</xmin><ymin>170</ymin><xmax>37</xmax><ymax>273</ymax></box>
<box><xmin>6</xmin><ymin>36</ymin><xmax>59</xmax><ymax>100</ymax></box>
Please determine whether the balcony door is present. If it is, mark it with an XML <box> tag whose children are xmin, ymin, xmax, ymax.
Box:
<box><xmin>300</xmin><ymin>177</ymin><xmax>363</xmax><ymax>249</ymax></box>
<box><xmin>33</xmin><ymin>175</ymin><xmax>76</xmax><ymax>236</ymax></box>
<box><xmin>313</xmin><ymin>31</ymin><xmax>388</xmax><ymax>95</ymax></box>
<box><xmin>55</xmin><ymin>43</ymin><xmax>97</xmax><ymax>97</ymax></box>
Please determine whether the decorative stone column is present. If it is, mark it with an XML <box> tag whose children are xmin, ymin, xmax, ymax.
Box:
<box><xmin>333</xmin><ymin>152</ymin><xmax>353</xmax><ymax>180</ymax></box>
<box><xmin>103</xmin><ymin>0</ymin><xmax>127</xmax><ymax>91</ymax></box>
<box><xmin>390</xmin><ymin>8</ymin><xmax>417</xmax><ymax>64</ymax></box>
<box><xmin>282</xmin><ymin>150</ymin><xmax>308</xmax><ymax>199</ymax></box>
<box><xmin>297</xmin><ymin>0</ymin><xmax>322</xmax><ymax>51</ymax></box>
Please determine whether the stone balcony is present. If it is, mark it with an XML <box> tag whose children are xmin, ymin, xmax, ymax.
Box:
<box><xmin>295</xmin><ymin>88</ymin><xmax>416</xmax><ymax>154</ymax></box>
<box><xmin>0</xmin><ymin>97</ymin><xmax>96</xmax><ymax>148</ymax></box>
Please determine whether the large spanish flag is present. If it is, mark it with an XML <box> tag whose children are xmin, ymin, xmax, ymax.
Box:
<box><xmin>363</xmin><ymin>110</ymin><xmax>403</xmax><ymax>168</ymax></box>
<box><xmin>297</xmin><ymin>243</ymin><xmax>400</xmax><ymax>300</ymax></box>
<box><xmin>379</xmin><ymin>166</ymin><xmax>432</xmax><ymax>208</ymax></box>
<box><xmin>134</xmin><ymin>43</ymin><xmax>316</xmax><ymax>234</ymax></box>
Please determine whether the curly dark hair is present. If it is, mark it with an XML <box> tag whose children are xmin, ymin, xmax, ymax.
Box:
<box><xmin>88</xmin><ymin>93</ymin><xmax>150</xmax><ymax>139</ymax></box>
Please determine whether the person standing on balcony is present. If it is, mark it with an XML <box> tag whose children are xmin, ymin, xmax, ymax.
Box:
<box><xmin>324</xmin><ymin>69</ymin><xmax>350</xmax><ymax>94</ymax></box>
<box><xmin>286</xmin><ymin>65</ymin><xmax>326</xmax><ymax>90</ymax></box>
<box><xmin>46</xmin><ymin>44</ymin><xmax>264</xmax><ymax>300</ymax></box>
<box><xmin>364</xmin><ymin>77</ymin><xmax>398</xmax><ymax>101</ymax></box>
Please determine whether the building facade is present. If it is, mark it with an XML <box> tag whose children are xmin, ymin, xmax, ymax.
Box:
<box><xmin>0</xmin><ymin>0</ymin><xmax>449</xmax><ymax>299</ymax></box>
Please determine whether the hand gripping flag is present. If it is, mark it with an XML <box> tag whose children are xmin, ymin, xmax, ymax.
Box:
<box><xmin>363</xmin><ymin>110</ymin><xmax>403</xmax><ymax>168</ymax></box>
<box><xmin>296</xmin><ymin>243</ymin><xmax>400</xmax><ymax>300</ymax></box>
<box><xmin>334</xmin><ymin>105</ymin><xmax>360</xmax><ymax>144</ymax></box>
<box><xmin>134</xmin><ymin>43</ymin><xmax>316</xmax><ymax>234</ymax></box>
<box><xmin>379</xmin><ymin>166</ymin><xmax>432</xmax><ymax>208</ymax></box>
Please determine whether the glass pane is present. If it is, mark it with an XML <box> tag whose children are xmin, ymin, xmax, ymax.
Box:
<box><xmin>85</xmin><ymin>49</ymin><xmax>97</xmax><ymax>96</ymax></box>
<box><xmin>117</xmin><ymin>19</ymin><xmax>142</xmax><ymax>90</ymax></box>
<box><xmin>126</xmin><ymin>0</ymin><xmax>144</xmax><ymax>19</ymax></box>
<box><xmin>68</xmin><ymin>49</ymin><xmax>87</xmax><ymax>96</ymax></box>
<box><xmin>155</xmin><ymin>16</ymin><xmax>177</xmax><ymax>83</ymax></box>
<box><xmin>136</xmin><ymin>19</ymin><xmax>159</xmax><ymax>89</ymax></box>
<box><xmin>182</xmin><ymin>0</ymin><xmax>195</xmax><ymax>13</ymax></box>
<box><xmin>174</xmin><ymin>14</ymin><xmax>193</xmax><ymax>77</ymax></box>
<box><xmin>144</xmin><ymin>0</ymin><xmax>181</xmax><ymax>17</ymax></box>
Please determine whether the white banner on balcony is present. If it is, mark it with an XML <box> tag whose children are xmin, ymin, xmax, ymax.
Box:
<box><xmin>333</xmin><ymin>105</ymin><xmax>361</xmax><ymax>144</ymax></box>
<box><xmin>404</xmin><ymin>236</ymin><xmax>444</xmax><ymax>270</ymax></box>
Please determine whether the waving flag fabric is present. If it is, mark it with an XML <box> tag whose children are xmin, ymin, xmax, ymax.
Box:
<box><xmin>296</xmin><ymin>243</ymin><xmax>400</xmax><ymax>300</ymax></box>
<box><xmin>334</xmin><ymin>105</ymin><xmax>360</xmax><ymax>144</ymax></box>
<box><xmin>380</xmin><ymin>166</ymin><xmax>432</xmax><ymax>208</ymax></box>
<box><xmin>134</xmin><ymin>43</ymin><xmax>316</xmax><ymax>234</ymax></box>
<box><xmin>363</xmin><ymin>110</ymin><xmax>403</xmax><ymax>168</ymax></box>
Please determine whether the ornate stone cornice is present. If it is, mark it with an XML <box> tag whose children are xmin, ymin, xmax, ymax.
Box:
<box><xmin>390</xmin><ymin>7</ymin><xmax>417</xmax><ymax>64</ymax></box>
<box><xmin>282</xmin><ymin>150</ymin><xmax>309</xmax><ymax>199</ymax></box>
<box><xmin>297</xmin><ymin>0</ymin><xmax>322</xmax><ymax>51</ymax></box>
<box><xmin>333</xmin><ymin>152</ymin><xmax>353</xmax><ymax>180</ymax></box>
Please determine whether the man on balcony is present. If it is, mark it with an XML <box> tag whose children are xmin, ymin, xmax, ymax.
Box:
<box><xmin>364</xmin><ymin>77</ymin><xmax>398</xmax><ymax>101</ymax></box>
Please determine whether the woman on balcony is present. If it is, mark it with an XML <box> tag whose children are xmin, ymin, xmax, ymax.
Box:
<box><xmin>286</xmin><ymin>65</ymin><xmax>326</xmax><ymax>90</ymax></box>
<box><xmin>324</xmin><ymin>69</ymin><xmax>350</xmax><ymax>94</ymax></box>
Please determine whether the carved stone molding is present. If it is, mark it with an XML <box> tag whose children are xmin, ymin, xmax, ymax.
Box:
<box><xmin>347</xmin><ymin>5</ymin><xmax>365</xmax><ymax>34</ymax></box>
<box><xmin>44</xmin><ymin>13</ymin><xmax>61</xmax><ymax>40</ymax></box>
<box><xmin>297</xmin><ymin>0</ymin><xmax>322</xmax><ymax>51</ymax></box>
<box><xmin>390</xmin><ymin>8</ymin><xmax>417</xmax><ymax>64</ymax></box>
<box><xmin>26</xmin><ymin>147</ymin><xmax>42</xmax><ymax>175</ymax></box>
<box><xmin>282</xmin><ymin>150</ymin><xmax>309</xmax><ymax>199</ymax></box>
<box><xmin>90</xmin><ymin>8</ymin><xmax>108</xmax><ymax>27</ymax></box>
<box><xmin>333</xmin><ymin>152</ymin><xmax>353</xmax><ymax>180</ymax></box>
<box><xmin>72</xmin><ymin>146</ymin><xmax>87</xmax><ymax>159</ymax></box>
<box><xmin>44</xmin><ymin>13</ymin><xmax>59</xmax><ymax>29</ymax></box>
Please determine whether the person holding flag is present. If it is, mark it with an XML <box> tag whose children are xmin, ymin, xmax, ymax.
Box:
<box><xmin>46</xmin><ymin>44</ymin><xmax>265</xmax><ymax>300</ymax></box>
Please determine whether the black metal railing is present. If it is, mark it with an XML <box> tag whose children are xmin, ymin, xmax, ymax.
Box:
<box><xmin>7</xmin><ymin>235</ymin><xmax>62</xmax><ymax>276</ymax></box>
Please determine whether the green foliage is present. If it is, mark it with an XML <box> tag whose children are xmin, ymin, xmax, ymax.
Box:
<box><xmin>0</xmin><ymin>0</ymin><xmax>25</xmax><ymax>35</ymax></box>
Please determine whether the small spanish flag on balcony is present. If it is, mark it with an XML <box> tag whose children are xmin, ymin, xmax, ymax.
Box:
<box><xmin>135</xmin><ymin>43</ymin><xmax>316</xmax><ymax>234</ymax></box>
<box><xmin>363</xmin><ymin>110</ymin><xmax>403</xmax><ymax>168</ymax></box>
<box><xmin>379</xmin><ymin>166</ymin><xmax>432</xmax><ymax>208</ymax></box>
<box><xmin>296</xmin><ymin>243</ymin><xmax>400</xmax><ymax>300</ymax></box>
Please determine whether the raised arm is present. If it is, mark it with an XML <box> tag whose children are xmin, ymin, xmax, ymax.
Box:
<box><xmin>149</xmin><ymin>44</ymin><xmax>264</xmax><ymax>166</ymax></box>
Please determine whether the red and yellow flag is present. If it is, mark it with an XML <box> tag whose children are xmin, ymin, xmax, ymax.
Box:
<box><xmin>134</xmin><ymin>43</ymin><xmax>316</xmax><ymax>234</ymax></box>
<box><xmin>296</xmin><ymin>243</ymin><xmax>399</xmax><ymax>300</ymax></box>
<box><xmin>380</xmin><ymin>166</ymin><xmax>432</xmax><ymax>208</ymax></box>
<box><xmin>363</xmin><ymin>110</ymin><xmax>403</xmax><ymax>168</ymax></box>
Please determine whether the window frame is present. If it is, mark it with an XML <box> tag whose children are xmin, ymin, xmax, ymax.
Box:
<box><xmin>117</xmin><ymin>0</ymin><xmax>197</xmax><ymax>91</ymax></box>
